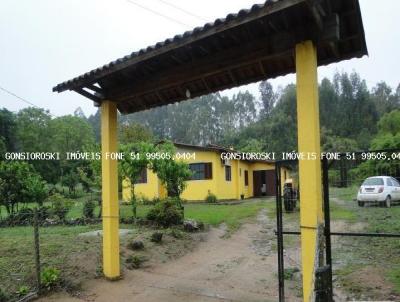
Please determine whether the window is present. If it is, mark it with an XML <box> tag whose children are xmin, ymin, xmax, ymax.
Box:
<box><xmin>362</xmin><ymin>177</ymin><xmax>383</xmax><ymax>186</ymax></box>
<box><xmin>135</xmin><ymin>168</ymin><xmax>147</xmax><ymax>184</ymax></box>
<box><xmin>225</xmin><ymin>165</ymin><xmax>232</xmax><ymax>181</ymax></box>
<box><xmin>387</xmin><ymin>178</ymin><xmax>393</xmax><ymax>186</ymax></box>
<box><xmin>391</xmin><ymin>177</ymin><xmax>400</xmax><ymax>187</ymax></box>
<box><xmin>244</xmin><ymin>170</ymin><xmax>249</xmax><ymax>186</ymax></box>
<box><xmin>189</xmin><ymin>163</ymin><xmax>212</xmax><ymax>180</ymax></box>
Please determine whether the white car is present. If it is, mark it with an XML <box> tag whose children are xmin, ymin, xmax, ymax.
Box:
<box><xmin>357</xmin><ymin>176</ymin><xmax>400</xmax><ymax>207</ymax></box>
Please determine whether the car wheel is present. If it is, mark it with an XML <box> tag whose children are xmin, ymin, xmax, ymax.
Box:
<box><xmin>358</xmin><ymin>200</ymin><xmax>364</xmax><ymax>207</ymax></box>
<box><xmin>385</xmin><ymin>196</ymin><xmax>391</xmax><ymax>208</ymax></box>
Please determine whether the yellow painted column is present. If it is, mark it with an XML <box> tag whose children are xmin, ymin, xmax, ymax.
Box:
<box><xmin>295</xmin><ymin>41</ymin><xmax>324</xmax><ymax>301</ymax></box>
<box><xmin>101</xmin><ymin>100</ymin><xmax>120</xmax><ymax>279</ymax></box>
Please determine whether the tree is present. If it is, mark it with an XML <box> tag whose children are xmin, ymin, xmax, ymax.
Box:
<box><xmin>239</xmin><ymin>138</ymin><xmax>264</xmax><ymax>153</ymax></box>
<box><xmin>369</xmin><ymin>110</ymin><xmax>400</xmax><ymax>152</ymax></box>
<box><xmin>120</xmin><ymin>142</ymin><xmax>154</xmax><ymax>218</ymax></box>
<box><xmin>376</xmin><ymin>109</ymin><xmax>400</xmax><ymax>136</ymax></box>
<box><xmin>50</xmin><ymin>115</ymin><xmax>94</xmax><ymax>153</ymax></box>
<box><xmin>22</xmin><ymin>173</ymin><xmax>48</xmax><ymax>206</ymax></box>
<box><xmin>332</xmin><ymin>72</ymin><xmax>378</xmax><ymax>148</ymax></box>
<box><xmin>61</xmin><ymin>170</ymin><xmax>79</xmax><ymax>196</ymax></box>
<box><xmin>87</xmin><ymin>109</ymin><xmax>101</xmax><ymax>143</ymax></box>
<box><xmin>0</xmin><ymin>161</ymin><xmax>44</xmax><ymax>214</ymax></box>
<box><xmin>119</xmin><ymin>122</ymin><xmax>153</xmax><ymax>145</ymax></box>
<box><xmin>259</xmin><ymin>81</ymin><xmax>277</xmax><ymax>118</ymax></box>
<box><xmin>321</xmin><ymin>128</ymin><xmax>358</xmax><ymax>152</ymax></box>
<box><xmin>0</xmin><ymin>108</ymin><xmax>17</xmax><ymax>152</ymax></box>
<box><xmin>0</xmin><ymin>137</ymin><xmax>6</xmax><ymax>159</ymax></box>
<box><xmin>372</xmin><ymin>82</ymin><xmax>399</xmax><ymax>116</ymax></box>
<box><xmin>77</xmin><ymin>166</ymin><xmax>95</xmax><ymax>193</ymax></box>
<box><xmin>16</xmin><ymin>107</ymin><xmax>52</xmax><ymax>152</ymax></box>
<box><xmin>50</xmin><ymin>115</ymin><xmax>95</xmax><ymax>185</ymax></box>
<box><xmin>354</xmin><ymin>110</ymin><xmax>400</xmax><ymax>181</ymax></box>
<box><xmin>151</xmin><ymin>141</ymin><xmax>192</xmax><ymax>198</ymax></box>
<box><xmin>15</xmin><ymin>107</ymin><xmax>59</xmax><ymax>182</ymax></box>
<box><xmin>232</xmin><ymin>91</ymin><xmax>257</xmax><ymax>129</ymax></box>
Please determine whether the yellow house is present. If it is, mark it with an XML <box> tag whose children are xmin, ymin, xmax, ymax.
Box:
<box><xmin>123</xmin><ymin>143</ymin><xmax>289</xmax><ymax>202</ymax></box>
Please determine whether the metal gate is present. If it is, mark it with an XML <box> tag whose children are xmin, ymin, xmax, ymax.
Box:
<box><xmin>275</xmin><ymin>149</ymin><xmax>400</xmax><ymax>302</ymax></box>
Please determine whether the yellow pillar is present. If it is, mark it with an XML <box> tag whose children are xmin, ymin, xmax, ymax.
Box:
<box><xmin>101</xmin><ymin>100</ymin><xmax>120</xmax><ymax>279</ymax></box>
<box><xmin>295</xmin><ymin>41</ymin><xmax>323</xmax><ymax>301</ymax></box>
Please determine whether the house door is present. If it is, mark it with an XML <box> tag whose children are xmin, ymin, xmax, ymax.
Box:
<box><xmin>253</xmin><ymin>170</ymin><xmax>275</xmax><ymax>197</ymax></box>
<box><xmin>253</xmin><ymin>171</ymin><xmax>262</xmax><ymax>197</ymax></box>
<box><xmin>253</xmin><ymin>170</ymin><xmax>276</xmax><ymax>197</ymax></box>
<box><xmin>265</xmin><ymin>170</ymin><xmax>276</xmax><ymax>196</ymax></box>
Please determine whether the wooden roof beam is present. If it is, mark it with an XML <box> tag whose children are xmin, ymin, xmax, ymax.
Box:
<box><xmin>306</xmin><ymin>0</ymin><xmax>325</xmax><ymax>31</ymax></box>
<box><xmin>86</xmin><ymin>84</ymin><xmax>104</xmax><ymax>96</ymax></box>
<box><xmin>75</xmin><ymin>88</ymin><xmax>102</xmax><ymax>103</ymax></box>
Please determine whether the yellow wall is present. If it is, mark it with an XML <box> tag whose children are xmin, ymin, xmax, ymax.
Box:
<box><xmin>122</xmin><ymin>148</ymin><xmax>288</xmax><ymax>202</ymax></box>
<box><xmin>122</xmin><ymin>168</ymin><xmax>160</xmax><ymax>202</ymax></box>
<box><xmin>180</xmin><ymin>149</ymin><xmax>218</xmax><ymax>201</ymax></box>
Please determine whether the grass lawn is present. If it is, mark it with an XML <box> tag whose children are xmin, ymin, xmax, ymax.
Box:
<box><xmin>183</xmin><ymin>199</ymin><xmax>271</xmax><ymax>230</ymax></box>
<box><xmin>119</xmin><ymin>198</ymin><xmax>273</xmax><ymax>230</ymax></box>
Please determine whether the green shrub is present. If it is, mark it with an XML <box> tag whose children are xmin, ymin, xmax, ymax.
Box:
<box><xmin>151</xmin><ymin>197</ymin><xmax>161</xmax><ymax>204</ymax></box>
<box><xmin>83</xmin><ymin>200</ymin><xmax>96</xmax><ymax>218</ymax></box>
<box><xmin>140</xmin><ymin>196</ymin><xmax>151</xmax><ymax>205</ymax></box>
<box><xmin>16</xmin><ymin>285</ymin><xmax>29</xmax><ymax>296</ymax></box>
<box><xmin>146</xmin><ymin>198</ymin><xmax>183</xmax><ymax>227</ymax></box>
<box><xmin>170</xmin><ymin>228</ymin><xmax>184</xmax><ymax>239</ymax></box>
<box><xmin>205</xmin><ymin>192</ymin><xmax>217</xmax><ymax>203</ymax></box>
<box><xmin>127</xmin><ymin>240</ymin><xmax>144</xmax><ymax>250</ymax></box>
<box><xmin>151</xmin><ymin>232</ymin><xmax>163</xmax><ymax>243</ymax></box>
<box><xmin>283</xmin><ymin>267</ymin><xmax>299</xmax><ymax>280</ymax></box>
<box><xmin>136</xmin><ymin>196</ymin><xmax>158</xmax><ymax>205</ymax></box>
<box><xmin>0</xmin><ymin>288</ymin><xmax>8</xmax><ymax>302</ymax></box>
<box><xmin>125</xmin><ymin>255</ymin><xmax>146</xmax><ymax>269</ymax></box>
<box><xmin>41</xmin><ymin>267</ymin><xmax>60</xmax><ymax>290</ymax></box>
<box><xmin>49</xmin><ymin>193</ymin><xmax>72</xmax><ymax>220</ymax></box>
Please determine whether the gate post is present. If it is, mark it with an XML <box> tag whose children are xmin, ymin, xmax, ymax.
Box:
<box><xmin>101</xmin><ymin>100</ymin><xmax>120</xmax><ymax>279</ymax></box>
<box><xmin>295</xmin><ymin>40</ymin><xmax>324</xmax><ymax>301</ymax></box>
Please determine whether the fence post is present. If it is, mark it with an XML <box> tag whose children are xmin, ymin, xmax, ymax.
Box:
<box><xmin>33</xmin><ymin>208</ymin><xmax>41</xmax><ymax>292</ymax></box>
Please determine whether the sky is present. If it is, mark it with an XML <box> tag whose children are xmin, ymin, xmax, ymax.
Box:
<box><xmin>0</xmin><ymin>0</ymin><xmax>399</xmax><ymax>117</ymax></box>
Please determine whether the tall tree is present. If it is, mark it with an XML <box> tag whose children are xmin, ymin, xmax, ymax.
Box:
<box><xmin>119</xmin><ymin>122</ymin><xmax>153</xmax><ymax>145</ymax></box>
<box><xmin>50</xmin><ymin>115</ymin><xmax>95</xmax><ymax>153</ymax></box>
<box><xmin>0</xmin><ymin>108</ymin><xmax>17</xmax><ymax>152</ymax></box>
<box><xmin>16</xmin><ymin>107</ymin><xmax>52</xmax><ymax>152</ymax></box>
<box><xmin>259</xmin><ymin>81</ymin><xmax>277</xmax><ymax>118</ymax></box>
<box><xmin>232</xmin><ymin>91</ymin><xmax>257</xmax><ymax>129</ymax></box>
<box><xmin>372</xmin><ymin>82</ymin><xmax>400</xmax><ymax>116</ymax></box>
<box><xmin>15</xmin><ymin>107</ymin><xmax>57</xmax><ymax>182</ymax></box>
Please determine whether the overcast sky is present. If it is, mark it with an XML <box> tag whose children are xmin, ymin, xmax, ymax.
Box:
<box><xmin>1</xmin><ymin>0</ymin><xmax>399</xmax><ymax>117</ymax></box>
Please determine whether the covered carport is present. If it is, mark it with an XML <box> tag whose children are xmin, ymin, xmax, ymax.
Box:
<box><xmin>53</xmin><ymin>0</ymin><xmax>367</xmax><ymax>300</ymax></box>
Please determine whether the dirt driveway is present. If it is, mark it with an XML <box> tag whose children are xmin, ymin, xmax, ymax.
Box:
<box><xmin>39</xmin><ymin>209</ymin><xmax>302</xmax><ymax>302</ymax></box>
